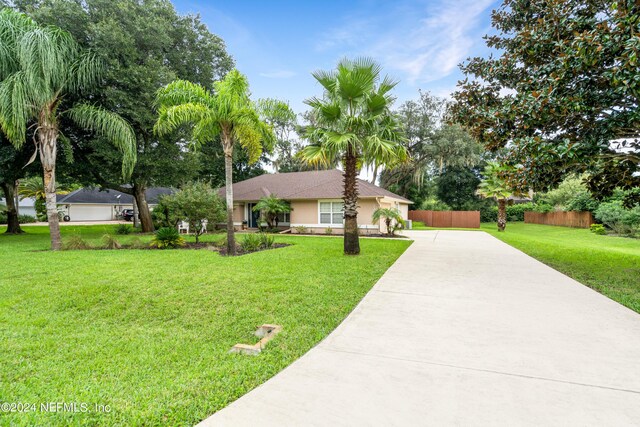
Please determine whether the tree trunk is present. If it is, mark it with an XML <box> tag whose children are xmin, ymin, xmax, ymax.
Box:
<box><xmin>370</xmin><ymin>164</ymin><xmax>379</xmax><ymax>184</ymax></box>
<box><xmin>343</xmin><ymin>146</ymin><xmax>360</xmax><ymax>255</ymax></box>
<box><xmin>39</xmin><ymin>114</ymin><xmax>62</xmax><ymax>250</ymax></box>
<box><xmin>2</xmin><ymin>182</ymin><xmax>23</xmax><ymax>234</ymax></box>
<box><xmin>132</xmin><ymin>196</ymin><xmax>139</xmax><ymax>228</ymax></box>
<box><xmin>223</xmin><ymin>139</ymin><xmax>236</xmax><ymax>255</ymax></box>
<box><xmin>133</xmin><ymin>185</ymin><xmax>154</xmax><ymax>232</ymax></box>
<box><xmin>497</xmin><ymin>198</ymin><xmax>507</xmax><ymax>232</ymax></box>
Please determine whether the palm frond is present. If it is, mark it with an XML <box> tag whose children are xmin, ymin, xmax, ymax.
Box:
<box><xmin>156</xmin><ymin>79</ymin><xmax>213</xmax><ymax>109</ymax></box>
<box><xmin>299</xmin><ymin>143</ymin><xmax>337</xmax><ymax>168</ymax></box>
<box><xmin>154</xmin><ymin>103</ymin><xmax>211</xmax><ymax>136</ymax></box>
<box><xmin>311</xmin><ymin>69</ymin><xmax>337</xmax><ymax>93</ymax></box>
<box><xmin>191</xmin><ymin>116</ymin><xmax>222</xmax><ymax>147</ymax></box>
<box><xmin>68</xmin><ymin>51</ymin><xmax>104</xmax><ymax>93</ymax></box>
<box><xmin>65</xmin><ymin>104</ymin><xmax>137</xmax><ymax>178</ymax></box>
<box><xmin>233</xmin><ymin>121</ymin><xmax>263</xmax><ymax>164</ymax></box>
<box><xmin>0</xmin><ymin>71</ymin><xmax>30</xmax><ymax>146</ymax></box>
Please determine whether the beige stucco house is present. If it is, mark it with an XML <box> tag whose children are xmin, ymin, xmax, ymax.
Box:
<box><xmin>221</xmin><ymin>169</ymin><xmax>411</xmax><ymax>234</ymax></box>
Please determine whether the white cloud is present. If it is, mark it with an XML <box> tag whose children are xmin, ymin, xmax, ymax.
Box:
<box><xmin>315</xmin><ymin>18</ymin><xmax>375</xmax><ymax>51</ymax></box>
<box><xmin>259</xmin><ymin>70</ymin><xmax>297</xmax><ymax>79</ymax></box>
<box><xmin>315</xmin><ymin>0</ymin><xmax>496</xmax><ymax>84</ymax></box>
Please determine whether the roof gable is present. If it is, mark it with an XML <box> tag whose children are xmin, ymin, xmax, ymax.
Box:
<box><xmin>222</xmin><ymin>170</ymin><xmax>411</xmax><ymax>203</ymax></box>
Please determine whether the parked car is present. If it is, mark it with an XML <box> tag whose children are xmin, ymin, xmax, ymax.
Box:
<box><xmin>121</xmin><ymin>209</ymin><xmax>137</xmax><ymax>221</ymax></box>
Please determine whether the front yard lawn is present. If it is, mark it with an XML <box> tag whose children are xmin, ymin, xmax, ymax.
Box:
<box><xmin>0</xmin><ymin>225</ymin><xmax>411</xmax><ymax>426</ymax></box>
<box><xmin>482</xmin><ymin>222</ymin><xmax>640</xmax><ymax>314</ymax></box>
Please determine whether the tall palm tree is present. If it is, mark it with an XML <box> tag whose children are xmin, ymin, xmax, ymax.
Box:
<box><xmin>477</xmin><ymin>162</ymin><xmax>515</xmax><ymax>232</ymax></box>
<box><xmin>0</xmin><ymin>10</ymin><xmax>136</xmax><ymax>250</ymax></box>
<box><xmin>155</xmin><ymin>70</ymin><xmax>274</xmax><ymax>255</ymax></box>
<box><xmin>301</xmin><ymin>58</ymin><xmax>407</xmax><ymax>255</ymax></box>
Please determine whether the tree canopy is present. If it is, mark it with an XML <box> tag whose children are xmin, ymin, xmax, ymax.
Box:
<box><xmin>453</xmin><ymin>0</ymin><xmax>640</xmax><ymax>206</ymax></box>
<box><xmin>9</xmin><ymin>0</ymin><xmax>235</xmax><ymax>232</ymax></box>
<box><xmin>0</xmin><ymin>8</ymin><xmax>136</xmax><ymax>249</ymax></box>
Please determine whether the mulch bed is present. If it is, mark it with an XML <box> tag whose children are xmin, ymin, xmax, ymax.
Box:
<box><xmin>293</xmin><ymin>233</ymin><xmax>409</xmax><ymax>239</ymax></box>
<box><xmin>218</xmin><ymin>243</ymin><xmax>290</xmax><ymax>256</ymax></box>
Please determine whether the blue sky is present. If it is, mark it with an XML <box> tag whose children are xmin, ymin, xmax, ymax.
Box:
<box><xmin>173</xmin><ymin>0</ymin><xmax>499</xmax><ymax>114</ymax></box>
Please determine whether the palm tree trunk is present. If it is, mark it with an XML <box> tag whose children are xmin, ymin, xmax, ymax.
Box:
<box><xmin>223</xmin><ymin>138</ymin><xmax>236</xmax><ymax>255</ymax></box>
<box><xmin>2</xmin><ymin>182</ymin><xmax>23</xmax><ymax>234</ymax></box>
<box><xmin>343</xmin><ymin>146</ymin><xmax>360</xmax><ymax>255</ymax></box>
<box><xmin>497</xmin><ymin>198</ymin><xmax>507</xmax><ymax>232</ymax></box>
<box><xmin>39</xmin><ymin>113</ymin><xmax>62</xmax><ymax>250</ymax></box>
<box><xmin>133</xmin><ymin>184</ymin><xmax>154</xmax><ymax>232</ymax></box>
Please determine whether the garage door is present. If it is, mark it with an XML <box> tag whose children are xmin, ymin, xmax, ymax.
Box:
<box><xmin>68</xmin><ymin>204</ymin><xmax>113</xmax><ymax>221</ymax></box>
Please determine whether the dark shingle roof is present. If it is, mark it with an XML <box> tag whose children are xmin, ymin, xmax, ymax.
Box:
<box><xmin>221</xmin><ymin>170</ymin><xmax>411</xmax><ymax>203</ymax></box>
<box><xmin>57</xmin><ymin>187</ymin><xmax>174</xmax><ymax>204</ymax></box>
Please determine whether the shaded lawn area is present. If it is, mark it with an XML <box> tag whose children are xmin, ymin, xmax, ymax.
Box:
<box><xmin>0</xmin><ymin>225</ymin><xmax>411</xmax><ymax>426</ymax></box>
<box><xmin>480</xmin><ymin>222</ymin><xmax>640</xmax><ymax>314</ymax></box>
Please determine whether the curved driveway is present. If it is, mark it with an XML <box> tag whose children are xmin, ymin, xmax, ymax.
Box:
<box><xmin>200</xmin><ymin>230</ymin><xmax>640</xmax><ymax>426</ymax></box>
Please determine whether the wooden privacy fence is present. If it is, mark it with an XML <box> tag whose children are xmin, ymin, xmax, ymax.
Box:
<box><xmin>524</xmin><ymin>211</ymin><xmax>594</xmax><ymax>228</ymax></box>
<box><xmin>409</xmin><ymin>210</ymin><xmax>480</xmax><ymax>229</ymax></box>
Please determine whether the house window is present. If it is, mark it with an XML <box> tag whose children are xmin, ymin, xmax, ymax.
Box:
<box><xmin>319</xmin><ymin>201</ymin><xmax>343</xmax><ymax>225</ymax></box>
<box><xmin>276</xmin><ymin>212</ymin><xmax>290</xmax><ymax>223</ymax></box>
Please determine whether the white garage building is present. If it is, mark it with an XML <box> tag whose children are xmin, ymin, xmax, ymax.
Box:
<box><xmin>57</xmin><ymin>187</ymin><xmax>173</xmax><ymax>221</ymax></box>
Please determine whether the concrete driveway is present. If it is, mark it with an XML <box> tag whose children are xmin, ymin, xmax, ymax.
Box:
<box><xmin>200</xmin><ymin>230</ymin><xmax>640</xmax><ymax>426</ymax></box>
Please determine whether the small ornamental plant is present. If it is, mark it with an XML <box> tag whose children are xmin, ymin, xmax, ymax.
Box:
<box><xmin>150</xmin><ymin>227</ymin><xmax>185</xmax><ymax>249</ymax></box>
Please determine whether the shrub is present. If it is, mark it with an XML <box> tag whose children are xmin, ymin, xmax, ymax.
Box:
<box><xmin>63</xmin><ymin>235</ymin><xmax>91</xmax><ymax>250</ymax></box>
<box><xmin>420</xmin><ymin>198</ymin><xmax>451</xmax><ymax>211</ymax></box>
<box><xmin>324</xmin><ymin>227</ymin><xmax>333</xmax><ymax>235</ymax></box>
<box><xmin>258</xmin><ymin>232</ymin><xmax>275</xmax><ymax>249</ymax></box>
<box><xmin>505</xmin><ymin>203</ymin><xmax>531</xmax><ymax>221</ymax></box>
<box><xmin>590</xmin><ymin>224</ymin><xmax>606</xmax><ymax>235</ymax></box>
<box><xmin>155</xmin><ymin>182</ymin><xmax>225</xmax><ymax>243</ymax></box>
<box><xmin>481</xmin><ymin>202</ymin><xmax>551</xmax><ymax>223</ymax></box>
<box><xmin>565</xmin><ymin>192</ymin><xmax>600</xmax><ymax>212</ymax></box>
<box><xmin>152</xmin><ymin>195</ymin><xmax>179</xmax><ymax>229</ymax></box>
<box><xmin>480</xmin><ymin>205</ymin><xmax>497</xmax><ymax>223</ymax></box>
<box><xmin>294</xmin><ymin>225</ymin><xmax>308</xmax><ymax>234</ymax></box>
<box><xmin>594</xmin><ymin>201</ymin><xmax>640</xmax><ymax>236</ymax></box>
<box><xmin>239</xmin><ymin>233</ymin><xmax>261</xmax><ymax>252</ymax></box>
<box><xmin>0</xmin><ymin>212</ymin><xmax>37</xmax><ymax>224</ymax></box>
<box><xmin>114</xmin><ymin>224</ymin><xmax>133</xmax><ymax>235</ymax></box>
<box><xmin>533</xmin><ymin>203</ymin><xmax>554</xmax><ymax>213</ymax></box>
<box><xmin>239</xmin><ymin>232</ymin><xmax>276</xmax><ymax>252</ymax></box>
<box><xmin>18</xmin><ymin>214</ymin><xmax>37</xmax><ymax>223</ymax></box>
<box><xmin>150</xmin><ymin>227</ymin><xmax>185</xmax><ymax>249</ymax></box>
<box><xmin>102</xmin><ymin>234</ymin><xmax>122</xmax><ymax>249</ymax></box>
<box><xmin>538</xmin><ymin>175</ymin><xmax>586</xmax><ymax>208</ymax></box>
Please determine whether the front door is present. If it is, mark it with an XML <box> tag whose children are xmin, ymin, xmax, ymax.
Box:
<box><xmin>247</xmin><ymin>203</ymin><xmax>260</xmax><ymax>228</ymax></box>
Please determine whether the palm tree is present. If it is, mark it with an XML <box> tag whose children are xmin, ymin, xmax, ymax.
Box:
<box><xmin>253</xmin><ymin>195</ymin><xmax>291</xmax><ymax>229</ymax></box>
<box><xmin>0</xmin><ymin>10</ymin><xmax>136</xmax><ymax>250</ymax></box>
<box><xmin>372</xmin><ymin>207</ymin><xmax>405</xmax><ymax>236</ymax></box>
<box><xmin>477</xmin><ymin>162</ymin><xmax>515</xmax><ymax>232</ymax></box>
<box><xmin>18</xmin><ymin>176</ymin><xmax>74</xmax><ymax>220</ymax></box>
<box><xmin>155</xmin><ymin>70</ymin><xmax>274</xmax><ymax>255</ymax></box>
<box><xmin>301</xmin><ymin>58</ymin><xmax>408</xmax><ymax>255</ymax></box>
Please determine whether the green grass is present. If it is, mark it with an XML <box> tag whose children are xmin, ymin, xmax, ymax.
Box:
<box><xmin>410</xmin><ymin>220</ymin><xmax>480</xmax><ymax>232</ymax></box>
<box><xmin>0</xmin><ymin>225</ymin><xmax>411</xmax><ymax>426</ymax></box>
<box><xmin>480</xmin><ymin>222</ymin><xmax>640</xmax><ymax>313</ymax></box>
<box><xmin>411</xmin><ymin>220</ymin><xmax>429</xmax><ymax>230</ymax></box>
